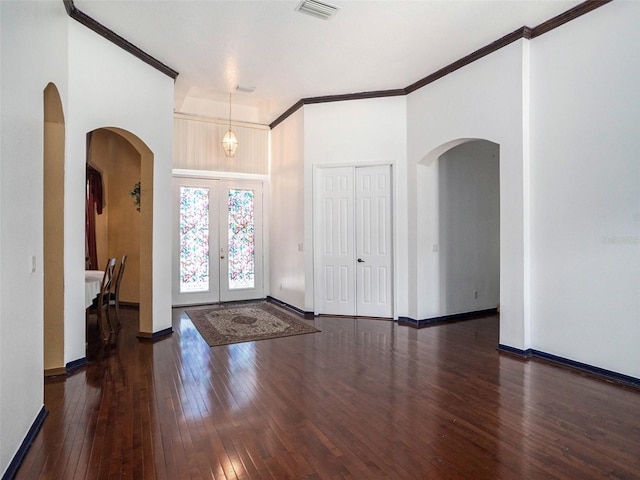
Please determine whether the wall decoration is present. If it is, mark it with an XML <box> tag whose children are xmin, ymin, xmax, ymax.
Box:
<box><xmin>129</xmin><ymin>181</ymin><xmax>141</xmax><ymax>212</ymax></box>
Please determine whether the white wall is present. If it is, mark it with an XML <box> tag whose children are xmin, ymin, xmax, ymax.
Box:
<box><xmin>1</xmin><ymin>4</ymin><xmax>174</xmax><ymax>474</ymax></box>
<box><xmin>65</xmin><ymin>21</ymin><xmax>174</xmax><ymax>363</ymax></box>
<box><xmin>438</xmin><ymin>140</ymin><xmax>500</xmax><ymax>315</ymax></box>
<box><xmin>174</xmin><ymin>115</ymin><xmax>269</xmax><ymax>174</ymax></box>
<box><xmin>407</xmin><ymin>40</ymin><xmax>529</xmax><ymax>349</ymax></box>
<box><xmin>0</xmin><ymin>1</ymin><xmax>68</xmax><ymax>474</ymax></box>
<box><xmin>529</xmin><ymin>1</ymin><xmax>640</xmax><ymax>378</ymax></box>
<box><xmin>269</xmin><ymin>108</ymin><xmax>306</xmax><ymax>310</ymax></box>
<box><xmin>303</xmin><ymin>97</ymin><xmax>408</xmax><ymax>315</ymax></box>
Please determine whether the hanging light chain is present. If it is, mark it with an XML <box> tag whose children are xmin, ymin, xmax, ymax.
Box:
<box><xmin>222</xmin><ymin>91</ymin><xmax>239</xmax><ymax>158</ymax></box>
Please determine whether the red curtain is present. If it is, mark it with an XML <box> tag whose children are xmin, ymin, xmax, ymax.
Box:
<box><xmin>85</xmin><ymin>133</ymin><xmax>103</xmax><ymax>270</ymax></box>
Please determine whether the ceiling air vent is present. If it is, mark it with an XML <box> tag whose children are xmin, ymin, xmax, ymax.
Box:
<box><xmin>236</xmin><ymin>85</ymin><xmax>256</xmax><ymax>93</ymax></box>
<box><xmin>295</xmin><ymin>0</ymin><xmax>339</xmax><ymax>20</ymax></box>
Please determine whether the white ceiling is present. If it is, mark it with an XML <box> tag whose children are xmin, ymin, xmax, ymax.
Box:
<box><xmin>74</xmin><ymin>0</ymin><xmax>582</xmax><ymax>126</ymax></box>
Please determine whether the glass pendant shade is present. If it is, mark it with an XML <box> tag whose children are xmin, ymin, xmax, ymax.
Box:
<box><xmin>222</xmin><ymin>129</ymin><xmax>238</xmax><ymax>158</ymax></box>
<box><xmin>222</xmin><ymin>92</ymin><xmax>238</xmax><ymax>158</ymax></box>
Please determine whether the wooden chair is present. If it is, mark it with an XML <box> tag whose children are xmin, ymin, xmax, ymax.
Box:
<box><xmin>93</xmin><ymin>257</ymin><xmax>117</xmax><ymax>340</ymax></box>
<box><xmin>109</xmin><ymin>255</ymin><xmax>127</xmax><ymax>328</ymax></box>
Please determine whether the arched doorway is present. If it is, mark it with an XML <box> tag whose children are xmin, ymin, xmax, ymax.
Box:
<box><xmin>86</xmin><ymin>127</ymin><xmax>154</xmax><ymax>337</ymax></box>
<box><xmin>437</xmin><ymin>140</ymin><xmax>500</xmax><ymax>314</ymax></box>
<box><xmin>43</xmin><ymin>83</ymin><xmax>66</xmax><ymax>376</ymax></box>
<box><xmin>416</xmin><ymin>138</ymin><xmax>500</xmax><ymax>320</ymax></box>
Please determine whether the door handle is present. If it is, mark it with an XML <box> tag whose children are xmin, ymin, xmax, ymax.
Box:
<box><xmin>357</xmin><ymin>258</ymin><xmax>365</xmax><ymax>263</ymax></box>
<box><xmin>220</xmin><ymin>255</ymin><xmax>225</xmax><ymax>259</ymax></box>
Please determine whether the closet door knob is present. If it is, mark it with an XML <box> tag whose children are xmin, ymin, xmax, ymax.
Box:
<box><xmin>357</xmin><ymin>258</ymin><xmax>365</xmax><ymax>263</ymax></box>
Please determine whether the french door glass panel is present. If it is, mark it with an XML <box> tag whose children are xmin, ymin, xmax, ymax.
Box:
<box><xmin>220</xmin><ymin>182</ymin><xmax>263</xmax><ymax>302</ymax></box>
<box><xmin>227</xmin><ymin>189</ymin><xmax>255</xmax><ymax>290</ymax></box>
<box><xmin>179</xmin><ymin>186</ymin><xmax>210</xmax><ymax>293</ymax></box>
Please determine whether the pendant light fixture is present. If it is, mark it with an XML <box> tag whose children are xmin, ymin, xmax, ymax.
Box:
<box><xmin>221</xmin><ymin>92</ymin><xmax>238</xmax><ymax>158</ymax></box>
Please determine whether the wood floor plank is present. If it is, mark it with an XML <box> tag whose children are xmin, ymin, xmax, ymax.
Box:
<box><xmin>13</xmin><ymin>306</ymin><xmax>640</xmax><ymax>479</ymax></box>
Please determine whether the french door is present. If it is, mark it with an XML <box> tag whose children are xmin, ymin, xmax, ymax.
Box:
<box><xmin>172</xmin><ymin>177</ymin><xmax>263</xmax><ymax>306</ymax></box>
<box><xmin>314</xmin><ymin>165</ymin><xmax>393</xmax><ymax>317</ymax></box>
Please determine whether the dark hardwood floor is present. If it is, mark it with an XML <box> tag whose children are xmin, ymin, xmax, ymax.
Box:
<box><xmin>15</xmin><ymin>305</ymin><xmax>640</xmax><ymax>479</ymax></box>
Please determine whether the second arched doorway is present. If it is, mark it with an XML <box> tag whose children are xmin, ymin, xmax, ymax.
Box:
<box><xmin>85</xmin><ymin>127</ymin><xmax>154</xmax><ymax>338</ymax></box>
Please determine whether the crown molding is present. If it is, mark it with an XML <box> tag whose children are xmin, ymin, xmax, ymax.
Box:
<box><xmin>270</xmin><ymin>0</ymin><xmax>612</xmax><ymax>129</ymax></box>
<box><xmin>269</xmin><ymin>90</ymin><xmax>405</xmax><ymax>129</ymax></box>
<box><xmin>531</xmin><ymin>0</ymin><xmax>613</xmax><ymax>38</ymax></box>
<box><xmin>404</xmin><ymin>26</ymin><xmax>531</xmax><ymax>95</ymax></box>
<box><xmin>61</xmin><ymin>0</ymin><xmax>611</xmax><ymax>129</ymax></box>
<box><xmin>63</xmin><ymin>0</ymin><xmax>178</xmax><ymax>80</ymax></box>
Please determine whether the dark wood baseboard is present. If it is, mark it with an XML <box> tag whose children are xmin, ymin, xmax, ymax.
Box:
<box><xmin>137</xmin><ymin>327</ymin><xmax>173</xmax><ymax>342</ymax></box>
<box><xmin>2</xmin><ymin>406</ymin><xmax>48</xmax><ymax>480</ymax></box>
<box><xmin>498</xmin><ymin>344</ymin><xmax>640</xmax><ymax>389</ymax></box>
<box><xmin>398</xmin><ymin>308</ymin><xmax>498</xmax><ymax>328</ymax></box>
<box><xmin>496</xmin><ymin>344</ymin><xmax>532</xmax><ymax>357</ymax></box>
<box><xmin>43</xmin><ymin>366</ymin><xmax>67</xmax><ymax>378</ymax></box>
<box><xmin>119</xmin><ymin>302</ymin><xmax>139</xmax><ymax>309</ymax></box>
<box><xmin>266</xmin><ymin>296</ymin><xmax>314</xmax><ymax>318</ymax></box>
<box><xmin>65</xmin><ymin>357</ymin><xmax>88</xmax><ymax>372</ymax></box>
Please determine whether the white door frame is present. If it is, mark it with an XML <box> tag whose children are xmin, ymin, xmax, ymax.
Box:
<box><xmin>172</xmin><ymin>174</ymin><xmax>265</xmax><ymax>306</ymax></box>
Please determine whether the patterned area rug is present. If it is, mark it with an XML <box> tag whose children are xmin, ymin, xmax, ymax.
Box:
<box><xmin>185</xmin><ymin>302</ymin><xmax>320</xmax><ymax>347</ymax></box>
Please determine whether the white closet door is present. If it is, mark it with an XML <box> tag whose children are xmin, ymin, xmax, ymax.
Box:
<box><xmin>315</xmin><ymin>167</ymin><xmax>356</xmax><ymax>315</ymax></box>
<box><xmin>355</xmin><ymin>165</ymin><xmax>392</xmax><ymax>318</ymax></box>
<box><xmin>315</xmin><ymin>165</ymin><xmax>393</xmax><ymax>317</ymax></box>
